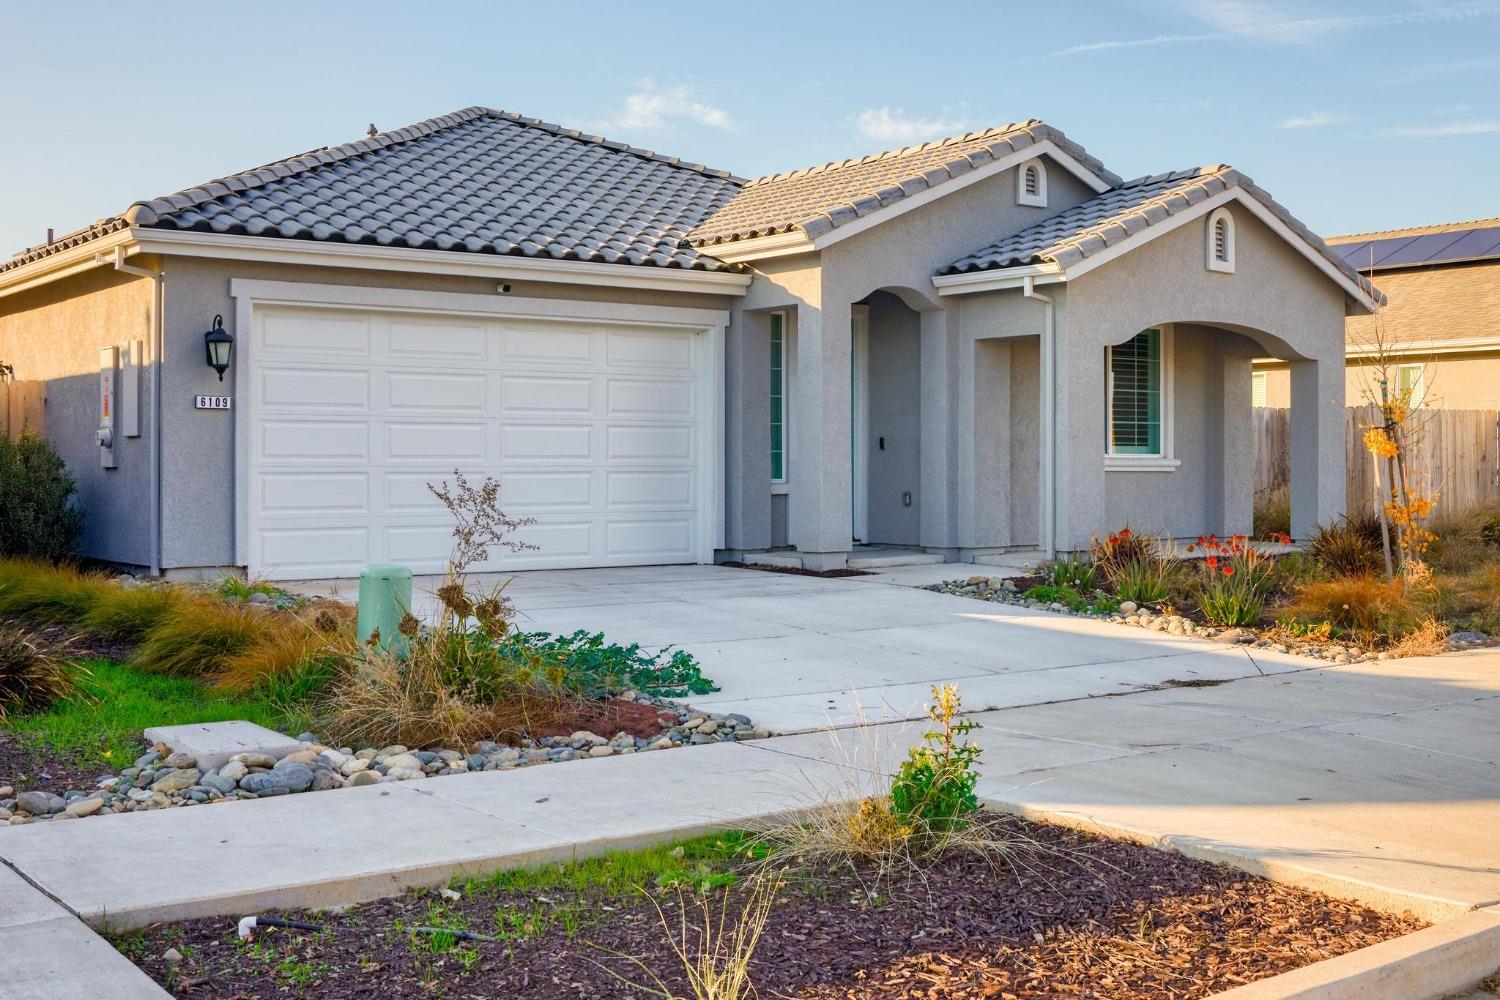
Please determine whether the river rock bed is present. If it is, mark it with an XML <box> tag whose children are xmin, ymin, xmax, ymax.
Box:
<box><xmin>928</xmin><ymin>575</ymin><xmax>1490</xmax><ymax>662</ymax></box>
<box><xmin>0</xmin><ymin>697</ymin><xmax>764</xmax><ymax>826</ymax></box>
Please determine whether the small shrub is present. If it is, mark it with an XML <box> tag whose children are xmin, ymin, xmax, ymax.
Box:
<box><xmin>890</xmin><ymin>684</ymin><xmax>981</xmax><ymax>837</ymax></box>
<box><xmin>1111</xmin><ymin>557</ymin><xmax>1176</xmax><ymax>606</ymax></box>
<box><xmin>1089</xmin><ymin>527</ymin><xmax>1159</xmax><ymax>582</ymax></box>
<box><xmin>78</xmin><ymin>583</ymin><xmax>177</xmax><ymax>640</ymax></box>
<box><xmin>1189</xmin><ymin>534</ymin><xmax>1279</xmax><ymax>627</ymax></box>
<box><xmin>1309</xmin><ymin>512</ymin><xmax>1384</xmax><ymax>577</ymax></box>
<box><xmin>0</xmin><ymin>626</ymin><xmax>87</xmax><ymax>720</ymax></box>
<box><xmin>1253</xmin><ymin>482</ymin><xmax>1291</xmax><ymax>541</ymax></box>
<box><xmin>503</xmin><ymin>629</ymin><xmax>718</xmax><ymax>699</ymax></box>
<box><xmin>215</xmin><ymin>574</ymin><xmax>292</xmax><ymax>604</ymax></box>
<box><xmin>1045</xmin><ymin>555</ymin><xmax>1097</xmax><ymax>591</ymax></box>
<box><xmin>1389</xmin><ymin>616</ymin><xmax>1450</xmax><ymax>658</ymax></box>
<box><xmin>1285</xmin><ymin>574</ymin><xmax>1421</xmax><ymax>644</ymax></box>
<box><xmin>216</xmin><ymin>600</ymin><xmax>355</xmax><ymax>694</ymax></box>
<box><xmin>1427</xmin><ymin>505</ymin><xmax>1500</xmax><ymax>574</ymax></box>
<box><xmin>129</xmin><ymin>596</ymin><xmax>274</xmax><ymax>676</ymax></box>
<box><xmin>1022</xmin><ymin>582</ymin><xmax>1087</xmax><ymax>611</ymax></box>
<box><xmin>0</xmin><ymin>430</ymin><xmax>83</xmax><ymax>561</ymax></box>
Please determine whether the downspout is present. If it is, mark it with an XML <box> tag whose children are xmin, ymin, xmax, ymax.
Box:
<box><xmin>1023</xmin><ymin>277</ymin><xmax>1056</xmax><ymax>561</ymax></box>
<box><xmin>98</xmin><ymin>247</ymin><xmax>163</xmax><ymax>577</ymax></box>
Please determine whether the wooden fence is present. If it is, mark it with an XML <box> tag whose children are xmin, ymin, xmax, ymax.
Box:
<box><xmin>0</xmin><ymin>379</ymin><xmax>45</xmax><ymax>440</ymax></box>
<box><xmin>1254</xmin><ymin>406</ymin><xmax>1500</xmax><ymax>517</ymax></box>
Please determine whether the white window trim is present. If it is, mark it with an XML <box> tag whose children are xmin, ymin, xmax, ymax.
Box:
<box><xmin>1206</xmin><ymin>206</ymin><xmax>1236</xmax><ymax>273</ymax></box>
<box><xmin>1396</xmin><ymin>361</ymin><xmax>1426</xmax><ymax>408</ymax></box>
<box><xmin>1105</xmin><ymin>325</ymin><xmax>1179</xmax><ymax>472</ymax></box>
<box><xmin>1017</xmin><ymin>159</ymin><xmax>1048</xmax><ymax>208</ymax></box>
<box><xmin>769</xmin><ymin>310</ymin><xmax>789</xmax><ymax>487</ymax></box>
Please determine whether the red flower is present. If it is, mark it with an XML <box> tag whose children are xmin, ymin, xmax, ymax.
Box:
<box><xmin>1206</xmin><ymin>556</ymin><xmax>1218</xmax><ymax>570</ymax></box>
<box><xmin>1222</xmin><ymin>565</ymin><xmax>1235</xmax><ymax>576</ymax></box>
<box><xmin>1119</xmin><ymin>528</ymin><xmax>1131</xmax><ymax>539</ymax></box>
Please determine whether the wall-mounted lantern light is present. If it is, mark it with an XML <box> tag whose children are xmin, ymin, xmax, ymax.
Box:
<box><xmin>204</xmin><ymin>315</ymin><xmax>233</xmax><ymax>381</ymax></box>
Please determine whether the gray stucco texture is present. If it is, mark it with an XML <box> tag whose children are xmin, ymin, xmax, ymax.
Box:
<box><xmin>942</xmin><ymin>165</ymin><xmax>1383</xmax><ymax>302</ymax></box>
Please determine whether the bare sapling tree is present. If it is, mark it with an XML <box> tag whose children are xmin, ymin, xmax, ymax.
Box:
<box><xmin>427</xmin><ymin>469</ymin><xmax>538</xmax><ymax>576</ymax></box>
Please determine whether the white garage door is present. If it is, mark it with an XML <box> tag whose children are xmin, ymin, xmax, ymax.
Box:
<box><xmin>246</xmin><ymin>305</ymin><xmax>709</xmax><ymax>579</ymax></box>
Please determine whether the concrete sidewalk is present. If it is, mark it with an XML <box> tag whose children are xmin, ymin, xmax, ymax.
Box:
<box><xmin>293</xmin><ymin>564</ymin><xmax>1316</xmax><ymax>731</ymax></box>
<box><xmin>3</xmin><ymin>651</ymin><xmax>1497</xmax><ymax>932</ymax></box>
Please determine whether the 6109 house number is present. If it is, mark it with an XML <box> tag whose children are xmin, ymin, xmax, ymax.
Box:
<box><xmin>194</xmin><ymin>395</ymin><xmax>231</xmax><ymax>410</ymax></box>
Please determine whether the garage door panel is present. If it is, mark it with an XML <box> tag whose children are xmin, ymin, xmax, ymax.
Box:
<box><xmin>501</xmin><ymin>323</ymin><xmax>594</xmax><ymax>364</ymax></box>
<box><xmin>261</xmin><ymin>420</ymin><xmax>369</xmax><ymax>462</ymax></box>
<box><xmin>386</xmin><ymin>372</ymin><xmax>488</xmax><ymax>412</ymax></box>
<box><xmin>499</xmin><ymin>471</ymin><xmax>594</xmax><ymax>508</ymax></box>
<box><xmin>260</xmin><ymin>367</ymin><xmax>370</xmax><ymax>411</ymax></box>
<box><xmin>607</xmin><ymin>378</ymin><xmax>693</xmax><ymax>417</ymax></box>
<box><xmin>607</xmin><ymin>329</ymin><xmax>694</xmax><ymax>369</ymax></box>
<box><xmin>501</xmin><ymin>424</ymin><xmax>592</xmax><ymax>461</ymax></box>
<box><xmin>606</xmin><ymin>519</ymin><xmax>695</xmax><ymax>558</ymax></box>
<box><xmin>249</xmin><ymin>306</ymin><xmax>706</xmax><ymax>579</ymax></box>
<box><xmin>259</xmin><ymin>471</ymin><xmax>369</xmax><ymax>515</ymax></box>
<box><xmin>500</xmin><ymin>376</ymin><xmax>593</xmax><ymax>414</ymax></box>
<box><xmin>260</xmin><ymin>311</ymin><xmax>371</xmax><ymax>358</ymax></box>
<box><xmin>385</xmin><ymin>422</ymin><xmax>487</xmax><ymax>462</ymax></box>
<box><xmin>606</xmin><ymin>425</ymin><xmax>693</xmax><ymax>462</ymax></box>
<box><xmin>387</xmin><ymin>318</ymin><xmax>489</xmax><ymax>361</ymax></box>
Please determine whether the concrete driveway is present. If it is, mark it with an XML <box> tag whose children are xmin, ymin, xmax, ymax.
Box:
<box><xmin>302</xmin><ymin>563</ymin><xmax>1314</xmax><ymax>733</ymax></box>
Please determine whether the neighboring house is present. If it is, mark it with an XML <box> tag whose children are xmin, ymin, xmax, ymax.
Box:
<box><xmin>0</xmin><ymin>106</ymin><xmax>1377</xmax><ymax>579</ymax></box>
<box><xmin>1255</xmin><ymin>217</ymin><xmax>1500</xmax><ymax>410</ymax></box>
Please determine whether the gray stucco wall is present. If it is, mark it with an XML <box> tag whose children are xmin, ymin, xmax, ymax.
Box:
<box><xmin>0</xmin><ymin>267</ymin><xmax>156</xmax><ymax>566</ymax></box>
<box><xmin>865</xmin><ymin>292</ymin><xmax>921</xmax><ymax>545</ymax></box>
<box><xmin>724</xmin><ymin>156</ymin><xmax>1102</xmax><ymax>562</ymax></box>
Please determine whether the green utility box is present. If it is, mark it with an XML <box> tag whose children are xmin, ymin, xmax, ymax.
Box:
<box><xmin>357</xmin><ymin>563</ymin><xmax>413</xmax><ymax>654</ymax></box>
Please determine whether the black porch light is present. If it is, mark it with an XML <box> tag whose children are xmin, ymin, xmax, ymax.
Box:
<box><xmin>204</xmin><ymin>314</ymin><xmax>233</xmax><ymax>381</ymax></box>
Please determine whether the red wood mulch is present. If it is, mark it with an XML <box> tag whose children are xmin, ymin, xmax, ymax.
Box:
<box><xmin>123</xmin><ymin>814</ymin><xmax>1422</xmax><ymax>999</ymax></box>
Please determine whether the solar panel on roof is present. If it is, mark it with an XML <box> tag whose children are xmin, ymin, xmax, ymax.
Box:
<box><xmin>1430</xmin><ymin>228</ymin><xmax>1500</xmax><ymax>264</ymax></box>
<box><xmin>1374</xmin><ymin>232</ymin><xmax>1469</xmax><ymax>267</ymax></box>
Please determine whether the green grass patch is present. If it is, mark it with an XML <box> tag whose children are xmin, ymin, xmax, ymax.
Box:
<box><xmin>8</xmin><ymin>659</ymin><xmax>308</xmax><ymax>768</ymax></box>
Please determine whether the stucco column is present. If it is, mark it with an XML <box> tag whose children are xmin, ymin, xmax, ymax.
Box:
<box><xmin>722</xmin><ymin>308</ymin><xmax>772</xmax><ymax>553</ymax></box>
<box><xmin>1053</xmin><ymin>315</ymin><xmax>1107</xmax><ymax>553</ymax></box>
<box><xmin>919</xmin><ymin>306</ymin><xmax>957</xmax><ymax>552</ymax></box>
<box><xmin>791</xmin><ymin>300</ymin><xmax>853</xmax><ymax>569</ymax></box>
<box><xmin>1288</xmin><ymin>357</ymin><xmax>1346</xmax><ymax>539</ymax></box>
<box><xmin>1218</xmin><ymin>352</ymin><xmax>1254</xmax><ymax>536</ymax></box>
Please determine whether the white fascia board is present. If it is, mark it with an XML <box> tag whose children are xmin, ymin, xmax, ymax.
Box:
<box><xmin>932</xmin><ymin>263</ymin><xmax>1065</xmax><ymax>296</ymax></box>
<box><xmin>694</xmin><ymin>141</ymin><xmax>1115</xmax><ymax>267</ymax></box>
<box><xmin>0</xmin><ymin>230</ymin><xmax>138</xmax><ymax>300</ymax></box>
<box><xmin>133</xmin><ymin>229</ymin><xmax>752</xmax><ymax>295</ymax></box>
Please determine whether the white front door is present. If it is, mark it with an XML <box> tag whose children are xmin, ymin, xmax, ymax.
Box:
<box><xmin>245</xmin><ymin>304</ymin><xmax>710</xmax><ymax>579</ymax></box>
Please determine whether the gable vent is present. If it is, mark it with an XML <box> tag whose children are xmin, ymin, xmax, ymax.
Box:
<box><xmin>1213</xmin><ymin>217</ymin><xmax>1229</xmax><ymax>261</ymax></box>
<box><xmin>1023</xmin><ymin>165</ymin><xmax>1040</xmax><ymax>196</ymax></box>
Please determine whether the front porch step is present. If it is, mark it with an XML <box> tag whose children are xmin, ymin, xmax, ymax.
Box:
<box><xmin>742</xmin><ymin>552</ymin><xmax>805</xmax><ymax>569</ymax></box>
<box><xmin>846</xmin><ymin>550</ymin><xmax>945</xmax><ymax>569</ymax></box>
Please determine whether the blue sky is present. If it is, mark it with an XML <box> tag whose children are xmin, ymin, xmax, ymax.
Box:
<box><xmin>3</xmin><ymin>0</ymin><xmax>1498</xmax><ymax>257</ymax></box>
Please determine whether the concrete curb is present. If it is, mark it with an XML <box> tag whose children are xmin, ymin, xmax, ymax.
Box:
<box><xmin>1206</xmin><ymin>905</ymin><xmax>1500</xmax><ymax>999</ymax></box>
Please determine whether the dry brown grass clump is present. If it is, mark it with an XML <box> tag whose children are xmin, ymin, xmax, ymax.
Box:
<box><xmin>1284</xmin><ymin>574</ymin><xmax>1423</xmax><ymax>647</ymax></box>
<box><xmin>217</xmin><ymin>599</ymin><xmax>357</xmax><ymax>692</ymax></box>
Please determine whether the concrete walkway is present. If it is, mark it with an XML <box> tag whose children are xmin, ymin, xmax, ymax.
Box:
<box><xmin>295</xmin><ymin>564</ymin><xmax>1312</xmax><ymax>731</ymax></box>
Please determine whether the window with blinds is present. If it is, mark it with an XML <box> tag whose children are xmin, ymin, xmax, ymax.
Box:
<box><xmin>770</xmin><ymin>312</ymin><xmax>786</xmax><ymax>482</ymax></box>
<box><xmin>1252</xmin><ymin>371</ymin><xmax>1267</xmax><ymax>407</ymax></box>
<box><xmin>1108</xmin><ymin>329</ymin><xmax>1163</xmax><ymax>455</ymax></box>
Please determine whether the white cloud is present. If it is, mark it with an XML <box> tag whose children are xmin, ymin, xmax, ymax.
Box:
<box><xmin>601</xmin><ymin>80</ymin><xmax>735</xmax><ymax>133</ymax></box>
<box><xmin>1051</xmin><ymin>0</ymin><xmax>1500</xmax><ymax>56</ymax></box>
<box><xmin>852</xmin><ymin>107</ymin><xmax>969</xmax><ymax>144</ymax></box>
<box><xmin>1278</xmin><ymin>110</ymin><xmax>1347</xmax><ymax>129</ymax></box>
<box><xmin>1381</xmin><ymin>119</ymin><xmax>1500</xmax><ymax>137</ymax></box>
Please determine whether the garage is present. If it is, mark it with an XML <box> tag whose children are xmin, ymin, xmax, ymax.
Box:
<box><xmin>244</xmin><ymin>303</ymin><xmax>715</xmax><ymax>580</ymax></box>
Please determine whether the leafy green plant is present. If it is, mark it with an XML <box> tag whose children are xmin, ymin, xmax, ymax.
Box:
<box><xmin>1110</xmin><ymin>557</ymin><xmax>1175</xmax><ymax>605</ymax></box>
<box><xmin>215</xmin><ymin>574</ymin><xmax>293</xmax><ymax>604</ymax></box>
<box><xmin>1045</xmin><ymin>555</ymin><xmax>1097</xmax><ymax>591</ymax></box>
<box><xmin>0</xmin><ymin>625</ymin><xmax>86</xmax><ymax>721</ymax></box>
<box><xmin>1188</xmin><ymin>534</ymin><xmax>1279</xmax><ymax>627</ymax></box>
<box><xmin>0</xmin><ymin>429</ymin><xmax>83</xmax><ymax>560</ymax></box>
<box><xmin>502</xmin><ymin>629</ymin><xmax>718</xmax><ymax>698</ymax></box>
<box><xmin>890</xmin><ymin>684</ymin><xmax>981</xmax><ymax>836</ymax></box>
<box><xmin>1022</xmin><ymin>582</ymin><xmax>1086</xmax><ymax>611</ymax></box>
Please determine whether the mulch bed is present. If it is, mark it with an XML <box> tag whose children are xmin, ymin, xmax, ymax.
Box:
<box><xmin>720</xmin><ymin>561</ymin><xmax>874</xmax><ymax>579</ymax></box>
<box><xmin>0</xmin><ymin>730</ymin><xmax>103</xmax><ymax>793</ymax></box>
<box><xmin>124</xmin><ymin>815</ymin><xmax>1421</xmax><ymax>999</ymax></box>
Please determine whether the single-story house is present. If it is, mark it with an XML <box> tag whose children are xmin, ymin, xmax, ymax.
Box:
<box><xmin>1255</xmin><ymin>216</ymin><xmax>1500</xmax><ymax>409</ymax></box>
<box><xmin>0</xmin><ymin>106</ymin><xmax>1379</xmax><ymax>579</ymax></box>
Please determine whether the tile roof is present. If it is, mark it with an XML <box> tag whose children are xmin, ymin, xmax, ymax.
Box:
<box><xmin>3</xmin><ymin>107</ymin><xmax>745</xmax><ymax>274</ymax></box>
<box><xmin>684</xmin><ymin>121</ymin><xmax>1120</xmax><ymax>247</ymax></box>
<box><xmin>941</xmin><ymin>166</ymin><xmax>1383</xmax><ymax>303</ymax></box>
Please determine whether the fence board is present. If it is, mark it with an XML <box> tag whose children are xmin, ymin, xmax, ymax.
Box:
<box><xmin>1254</xmin><ymin>406</ymin><xmax>1500</xmax><ymax>517</ymax></box>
